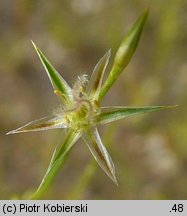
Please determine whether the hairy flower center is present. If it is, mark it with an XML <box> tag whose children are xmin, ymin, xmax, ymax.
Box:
<box><xmin>65</xmin><ymin>96</ymin><xmax>100</xmax><ymax>130</ymax></box>
<box><xmin>62</xmin><ymin>74</ymin><xmax>99</xmax><ymax>129</ymax></box>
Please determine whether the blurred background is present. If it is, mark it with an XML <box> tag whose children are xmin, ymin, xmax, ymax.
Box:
<box><xmin>0</xmin><ymin>0</ymin><xmax>187</xmax><ymax>199</ymax></box>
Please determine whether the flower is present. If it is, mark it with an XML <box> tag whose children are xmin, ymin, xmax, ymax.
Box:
<box><xmin>6</xmin><ymin>11</ymin><xmax>176</xmax><ymax>197</ymax></box>
<box><xmin>6</xmin><ymin>48</ymin><xmax>118</xmax><ymax>184</ymax></box>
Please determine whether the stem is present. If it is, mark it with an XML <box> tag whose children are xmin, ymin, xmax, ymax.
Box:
<box><xmin>98</xmin><ymin>10</ymin><xmax>148</xmax><ymax>101</ymax></box>
<box><xmin>30</xmin><ymin>130</ymin><xmax>81</xmax><ymax>199</ymax></box>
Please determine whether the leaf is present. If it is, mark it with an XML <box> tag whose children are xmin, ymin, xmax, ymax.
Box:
<box><xmin>47</xmin><ymin>146</ymin><xmax>57</xmax><ymax>172</ymax></box>
<box><xmin>97</xmin><ymin>105</ymin><xmax>177</xmax><ymax>124</ymax></box>
<box><xmin>32</xmin><ymin>41</ymin><xmax>72</xmax><ymax>104</ymax></box>
<box><xmin>87</xmin><ymin>50</ymin><xmax>111</xmax><ymax>100</ymax></box>
<box><xmin>6</xmin><ymin>115</ymin><xmax>68</xmax><ymax>135</ymax></box>
<box><xmin>98</xmin><ymin>10</ymin><xmax>148</xmax><ymax>100</ymax></box>
<box><xmin>82</xmin><ymin>127</ymin><xmax>117</xmax><ymax>185</ymax></box>
<box><xmin>31</xmin><ymin>129</ymin><xmax>81</xmax><ymax>200</ymax></box>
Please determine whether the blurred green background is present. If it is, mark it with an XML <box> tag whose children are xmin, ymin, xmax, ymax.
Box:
<box><xmin>0</xmin><ymin>0</ymin><xmax>187</xmax><ymax>199</ymax></box>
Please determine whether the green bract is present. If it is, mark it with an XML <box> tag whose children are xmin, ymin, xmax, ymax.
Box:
<box><xmin>7</xmin><ymin>10</ymin><xmax>176</xmax><ymax>199</ymax></box>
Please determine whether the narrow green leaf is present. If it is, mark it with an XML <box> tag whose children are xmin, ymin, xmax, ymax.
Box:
<box><xmin>97</xmin><ymin>105</ymin><xmax>177</xmax><ymax>124</ymax></box>
<box><xmin>82</xmin><ymin>127</ymin><xmax>117</xmax><ymax>185</ymax></box>
<box><xmin>87</xmin><ymin>50</ymin><xmax>111</xmax><ymax>100</ymax></box>
<box><xmin>6</xmin><ymin>115</ymin><xmax>68</xmax><ymax>135</ymax></box>
<box><xmin>31</xmin><ymin>129</ymin><xmax>81</xmax><ymax>200</ymax></box>
<box><xmin>47</xmin><ymin>146</ymin><xmax>57</xmax><ymax>172</ymax></box>
<box><xmin>32</xmin><ymin>41</ymin><xmax>72</xmax><ymax>104</ymax></box>
<box><xmin>98</xmin><ymin>10</ymin><xmax>148</xmax><ymax>101</ymax></box>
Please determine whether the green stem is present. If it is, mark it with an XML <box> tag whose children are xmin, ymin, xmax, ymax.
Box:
<box><xmin>30</xmin><ymin>130</ymin><xmax>81</xmax><ymax>200</ymax></box>
<box><xmin>98</xmin><ymin>10</ymin><xmax>148</xmax><ymax>101</ymax></box>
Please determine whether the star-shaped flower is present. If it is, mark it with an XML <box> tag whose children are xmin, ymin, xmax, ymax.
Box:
<box><xmin>7</xmin><ymin>11</ymin><xmax>176</xmax><ymax>198</ymax></box>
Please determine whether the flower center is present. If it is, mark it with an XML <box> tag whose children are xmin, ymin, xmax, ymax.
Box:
<box><xmin>61</xmin><ymin>74</ymin><xmax>100</xmax><ymax>130</ymax></box>
<box><xmin>65</xmin><ymin>97</ymin><xmax>100</xmax><ymax>130</ymax></box>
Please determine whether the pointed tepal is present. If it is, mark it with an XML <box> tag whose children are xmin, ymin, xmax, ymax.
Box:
<box><xmin>6</xmin><ymin>115</ymin><xmax>68</xmax><ymax>135</ymax></box>
<box><xmin>82</xmin><ymin>127</ymin><xmax>118</xmax><ymax>185</ymax></box>
<box><xmin>97</xmin><ymin>105</ymin><xmax>177</xmax><ymax>125</ymax></box>
<box><xmin>87</xmin><ymin>49</ymin><xmax>111</xmax><ymax>100</ymax></box>
<box><xmin>31</xmin><ymin>41</ymin><xmax>72</xmax><ymax>105</ymax></box>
